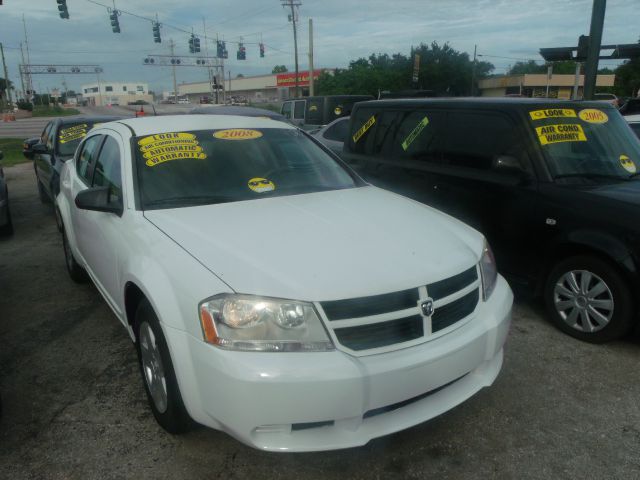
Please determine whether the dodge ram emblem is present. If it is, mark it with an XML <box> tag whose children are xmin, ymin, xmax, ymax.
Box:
<box><xmin>421</xmin><ymin>299</ymin><xmax>434</xmax><ymax>317</ymax></box>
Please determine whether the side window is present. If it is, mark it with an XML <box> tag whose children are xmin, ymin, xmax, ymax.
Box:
<box><xmin>347</xmin><ymin>107</ymin><xmax>379</xmax><ymax>155</ymax></box>
<box><xmin>76</xmin><ymin>135</ymin><xmax>103</xmax><ymax>184</ymax></box>
<box><xmin>281</xmin><ymin>101</ymin><xmax>292</xmax><ymax>119</ymax></box>
<box><xmin>391</xmin><ymin>110</ymin><xmax>444</xmax><ymax>163</ymax></box>
<box><xmin>630</xmin><ymin>123</ymin><xmax>640</xmax><ymax>139</ymax></box>
<box><xmin>93</xmin><ymin>136</ymin><xmax>123</xmax><ymax>201</ymax></box>
<box><xmin>46</xmin><ymin>124</ymin><xmax>56</xmax><ymax>150</ymax></box>
<box><xmin>443</xmin><ymin>111</ymin><xmax>531</xmax><ymax>172</ymax></box>
<box><xmin>306</xmin><ymin>99</ymin><xmax>324</xmax><ymax>124</ymax></box>
<box><xmin>293</xmin><ymin>100</ymin><xmax>306</xmax><ymax>120</ymax></box>
<box><xmin>41</xmin><ymin>123</ymin><xmax>53</xmax><ymax>146</ymax></box>
<box><xmin>323</xmin><ymin>118</ymin><xmax>349</xmax><ymax>142</ymax></box>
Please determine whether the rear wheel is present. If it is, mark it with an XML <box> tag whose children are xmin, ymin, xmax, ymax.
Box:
<box><xmin>134</xmin><ymin>299</ymin><xmax>191</xmax><ymax>434</ymax></box>
<box><xmin>544</xmin><ymin>255</ymin><xmax>635</xmax><ymax>343</ymax></box>
<box><xmin>62</xmin><ymin>227</ymin><xmax>88</xmax><ymax>283</ymax></box>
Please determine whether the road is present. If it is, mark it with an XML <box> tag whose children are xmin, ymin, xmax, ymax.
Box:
<box><xmin>0</xmin><ymin>135</ymin><xmax>639</xmax><ymax>480</ymax></box>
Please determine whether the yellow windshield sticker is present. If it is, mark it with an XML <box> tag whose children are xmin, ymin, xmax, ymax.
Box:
<box><xmin>352</xmin><ymin>115</ymin><xmax>376</xmax><ymax>143</ymax></box>
<box><xmin>59</xmin><ymin>124</ymin><xmax>89</xmax><ymax>144</ymax></box>
<box><xmin>138</xmin><ymin>132</ymin><xmax>206</xmax><ymax>167</ymax></box>
<box><xmin>213</xmin><ymin>129</ymin><xmax>263</xmax><ymax>140</ymax></box>
<box><xmin>535</xmin><ymin>124</ymin><xmax>587</xmax><ymax>145</ymax></box>
<box><xmin>579</xmin><ymin>109</ymin><xmax>609</xmax><ymax>124</ymax></box>
<box><xmin>529</xmin><ymin>109</ymin><xmax>577</xmax><ymax>120</ymax></box>
<box><xmin>401</xmin><ymin>116</ymin><xmax>429</xmax><ymax>151</ymax></box>
<box><xmin>620</xmin><ymin>155</ymin><xmax>637</xmax><ymax>174</ymax></box>
<box><xmin>334</xmin><ymin>106</ymin><xmax>342</xmax><ymax>115</ymax></box>
<box><xmin>248</xmin><ymin>177</ymin><xmax>275</xmax><ymax>193</ymax></box>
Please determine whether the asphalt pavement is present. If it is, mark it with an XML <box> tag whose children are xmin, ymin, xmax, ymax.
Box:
<box><xmin>0</xmin><ymin>140</ymin><xmax>639</xmax><ymax>480</ymax></box>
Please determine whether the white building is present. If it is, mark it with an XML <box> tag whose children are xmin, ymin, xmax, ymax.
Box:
<box><xmin>81</xmin><ymin>81</ymin><xmax>153</xmax><ymax>106</ymax></box>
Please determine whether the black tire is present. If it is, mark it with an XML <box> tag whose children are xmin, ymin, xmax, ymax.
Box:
<box><xmin>62</xmin><ymin>227</ymin><xmax>88</xmax><ymax>283</ymax></box>
<box><xmin>544</xmin><ymin>255</ymin><xmax>635</xmax><ymax>343</ymax></box>
<box><xmin>37</xmin><ymin>176</ymin><xmax>51</xmax><ymax>204</ymax></box>
<box><xmin>0</xmin><ymin>193</ymin><xmax>13</xmax><ymax>237</ymax></box>
<box><xmin>134</xmin><ymin>299</ymin><xmax>191</xmax><ymax>434</ymax></box>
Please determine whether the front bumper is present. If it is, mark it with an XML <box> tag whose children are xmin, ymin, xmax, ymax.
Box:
<box><xmin>165</xmin><ymin>276</ymin><xmax>513</xmax><ymax>452</ymax></box>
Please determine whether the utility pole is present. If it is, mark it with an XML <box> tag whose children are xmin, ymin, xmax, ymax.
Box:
<box><xmin>19</xmin><ymin>43</ymin><xmax>27</xmax><ymax>101</ymax></box>
<box><xmin>0</xmin><ymin>42</ymin><xmax>13</xmax><ymax>109</ymax></box>
<box><xmin>308</xmin><ymin>18</ymin><xmax>314</xmax><ymax>96</ymax></box>
<box><xmin>170</xmin><ymin>39</ymin><xmax>178</xmax><ymax>104</ymax></box>
<box><xmin>202</xmin><ymin>18</ymin><xmax>215</xmax><ymax>103</ymax></box>
<box><xmin>572</xmin><ymin>62</ymin><xmax>581</xmax><ymax>99</ymax></box>
<box><xmin>282</xmin><ymin>0</ymin><xmax>302</xmax><ymax>98</ymax></box>
<box><xmin>583</xmin><ymin>0</ymin><xmax>606</xmax><ymax>100</ymax></box>
<box><xmin>470</xmin><ymin>44</ymin><xmax>477</xmax><ymax>96</ymax></box>
<box><xmin>22</xmin><ymin>14</ymin><xmax>34</xmax><ymax>101</ymax></box>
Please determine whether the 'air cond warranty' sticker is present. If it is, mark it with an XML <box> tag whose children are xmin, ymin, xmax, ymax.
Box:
<box><xmin>529</xmin><ymin>109</ymin><xmax>576</xmax><ymax>120</ymax></box>
<box><xmin>138</xmin><ymin>132</ymin><xmax>207</xmax><ymax>167</ymax></box>
<box><xmin>401</xmin><ymin>116</ymin><xmax>429</xmax><ymax>151</ymax></box>
<box><xmin>579</xmin><ymin>109</ymin><xmax>608</xmax><ymax>124</ymax></box>
<box><xmin>535</xmin><ymin>124</ymin><xmax>587</xmax><ymax>145</ymax></box>
<box><xmin>213</xmin><ymin>129</ymin><xmax>263</xmax><ymax>140</ymax></box>
<box><xmin>352</xmin><ymin>115</ymin><xmax>376</xmax><ymax>143</ymax></box>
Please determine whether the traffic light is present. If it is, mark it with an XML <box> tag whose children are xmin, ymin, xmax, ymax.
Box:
<box><xmin>237</xmin><ymin>42</ymin><xmax>246</xmax><ymax>60</ymax></box>
<box><xmin>109</xmin><ymin>10</ymin><xmax>120</xmax><ymax>33</ymax></box>
<box><xmin>152</xmin><ymin>22</ymin><xmax>161</xmax><ymax>43</ymax></box>
<box><xmin>259</xmin><ymin>43</ymin><xmax>265</xmax><ymax>58</ymax></box>
<box><xmin>217</xmin><ymin>41</ymin><xmax>228</xmax><ymax>59</ymax></box>
<box><xmin>57</xmin><ymin>0</ymin><xmax>69</xmax><ymax>19</ymax></box>
<box><xmin>194</xmin><ymin>36</ymin><xmax>201</xmax><ymax>53</ymax></box>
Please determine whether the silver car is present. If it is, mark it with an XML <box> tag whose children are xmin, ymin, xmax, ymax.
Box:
<box><xmin>310</xmin><ymin>117</ymin><xmax>350</xmax><ymax>157</ymax></box>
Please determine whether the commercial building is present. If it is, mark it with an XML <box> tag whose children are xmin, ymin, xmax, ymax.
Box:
<box><xmin>81</xmin><ymin>81</ymin><xmax>153</xmax><ymax>106</ymax></box>
<box><xmin>478</xmin><ymin>73</ymin><xmax>615</xmax><ymax>99</ymax></box>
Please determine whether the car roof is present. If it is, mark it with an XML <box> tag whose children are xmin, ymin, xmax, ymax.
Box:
<box><xmin>59</xmin><ymin>115</ymin><xmax>122</xmax><ymax>125</ymax></box>
<box><xmin>115</xmin><ymin>114</ymin><xmax>295</xmax><ymax>136</ymax></box>
<box><xmin>189</xmin><ymin>105</ymin><xmax>287</xmax><ymax>121</ymax></box>
<box><xmin>354</xmin><ymin>97</ymin><xmax>616</xmax><ymax>110</ymax></box>
<box><xmin>624</xmin><ymin>114</ymin><xmax>640</xmax><ymax>122</ymax></box>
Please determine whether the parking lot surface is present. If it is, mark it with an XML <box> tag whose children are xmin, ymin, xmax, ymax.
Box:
<box><xmin>0</xmin><ymin>162</ymin><xmax>639</xmax><ymax>480</ymax></box>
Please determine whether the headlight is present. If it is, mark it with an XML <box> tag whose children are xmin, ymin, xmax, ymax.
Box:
<box><xmin>199</xmin><ymin>294</ymin><xmax>335</xmax><ymax>352</ymax></box>
<box><xmin>479</xmin><ymin>240</ymin><xmax>498</xmax><ymax>301</ymax></box>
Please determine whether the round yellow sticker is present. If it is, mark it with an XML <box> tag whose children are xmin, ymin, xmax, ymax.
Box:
<box><xmin>620</xmin><ymin>154</ymin><xmax>637</xmax><ymax>174</ymax></box>
<box><xmin>579</xmin><ymin>109</ymin><xmax>608</xmax><ymax>124</ymax></box>
<box><xmin>213</xmin><ymin>129</ymin><xmax>263</xmax><ymax>140</ymax></box>
<box><xmin>334</xmin><ymin>107</ymin><xmax>342</xmax><ymax>115</ymax></box>
<box><xmin>248</xmin><ymin>177</ymin><xmax>275</xmax><ymax>193</ymax></box>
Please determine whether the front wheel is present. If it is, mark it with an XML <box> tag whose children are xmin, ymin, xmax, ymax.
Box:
<box><xmin>544</xmin><ymin>255</ymin><xmax>635</xmax><ymax>343</ymax></box>
<box><xmin>134</xmin><ymin>299</ymin><xmax>191</xmax><ymax>434</ymax></box>
<box><xmin>62</xmin><ymin>227</ymin><xmax>88</xmax><ymax>283</ymax></box>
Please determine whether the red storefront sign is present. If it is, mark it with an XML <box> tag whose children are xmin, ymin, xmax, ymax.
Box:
<box><xmin>276</xmin><ymin>70</ymin><xmax>322</xmax><ymax>87</ymax></box>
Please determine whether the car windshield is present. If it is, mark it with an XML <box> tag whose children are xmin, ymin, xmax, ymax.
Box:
<box><xmin>528</xmin><ymin>107</ymin><xmax>640</xmax><ymax>182</ymax></box>
<box><xmin>134</xmin><ymin>127</ymin><xmax>360</xmax><ymax>209</ymax></box>
<box><xmin>57</xmin><ymin>121</ymin><xmax>100</xmax><ymax>157</ymax></box>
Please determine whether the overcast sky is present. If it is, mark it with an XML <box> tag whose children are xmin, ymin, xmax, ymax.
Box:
<box><xmin>0</xmin><ymin>0</ymin><xmax>637</xmax><ymax>94</ymax></box>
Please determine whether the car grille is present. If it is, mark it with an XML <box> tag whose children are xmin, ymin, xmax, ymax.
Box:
<box><xmin>319</xmin><ymin>266</ymin><xmax>480</xmax><ymax>353</ymax></box>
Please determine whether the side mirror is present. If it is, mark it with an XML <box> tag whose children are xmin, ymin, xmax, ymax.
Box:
<box><xmin>492</xmin><ymin>155</ymin><xmax>531</xmax><ymax>185</ymax></box>
<box><xmin>0</xmin><ymin>150</ymin><xmax>4</xmax><ymax>161</ymax></box>
<box><xmin>75</xmin><ymin>186</ymin><xmax>123</xmax><ymax>216</ymax></box>
<box><xmin>32</xmin><ymin>143</ymin><xmax>49</xmax><ymax>154</ymax></box>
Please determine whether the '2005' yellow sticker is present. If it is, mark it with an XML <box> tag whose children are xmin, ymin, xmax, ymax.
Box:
<box><xmin>529</xmin><ymin>109</ymin><xmax>576</xmax><ymax>120</ymax></box>
<box><xmin>352</xmin><ymin>115</ymin><xmax>376</xmax><ymax>143</ymax></box>
<box><xmin>579</xmin><ymin>109</ymin><xmax>608</xmax><ymax>124</ymax></box>
<box><xmin>213</xmin><ymin>129</ymin><xmax>263</xmax><ymax>140</ymax></box>
<box><xmin>535</xmin><ymin>124</ymin><xmax>587</xmax><ymax>145</ymax></box>
<box><xmin>138</xmin><ymin>132</ymin><xmax>207</xmax><ymax>167</ymax></box>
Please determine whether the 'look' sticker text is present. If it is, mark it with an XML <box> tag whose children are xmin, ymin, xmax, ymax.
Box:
<box><xmin>529</xmin><ymin>109</ymin><xmax>577</xmax><ymax>121</ymax></box>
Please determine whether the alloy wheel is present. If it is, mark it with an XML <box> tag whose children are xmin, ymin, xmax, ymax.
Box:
<box><xmin>139</xmin><ymin>321</ymin><xmax>168</xmax><ymax>413</ymax></box>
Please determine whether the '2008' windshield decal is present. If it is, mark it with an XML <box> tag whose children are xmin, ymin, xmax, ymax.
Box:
<box><xmin>535</xmin><ymin>124</ymin><xmax>587</xmax><ymax>145</ymax></box>
<box><xmin>352</xmin><ymin>115</ymin><xmax>376</xmax><ymax>143</ymax></box>
<box><xmin>138</xmin><ymin>132</ymin><xmax>207</xmax><ymax>167</ymax></box>
<box><xmin>529</xmin><ymin>109</ymin><xmax>576</xmax><ymax>120</ymax></box>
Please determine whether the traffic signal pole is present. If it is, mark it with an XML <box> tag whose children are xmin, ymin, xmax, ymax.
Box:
<box><xmin>170</xmin><ymin>39</ymin><xmax>178</xmax><ymax>104</ymax></box>
<box><xmin>282</xmin><ymin>0</ymin><xmax>302</xmax><ymax>98</ymax></box>
<box><xmin>583</xmin><ymin>0</ymin><xmax>606</xmax><ymax>100</ymax></box>
<box><xmin>308</xmin><ymin>18</ymin><xmax>314</xmax><ymax>96</ymax></box>
<box><xmin>0</xmin><ymin>42</ymin><xmax>13</xmax><ymax>109</ymax></box>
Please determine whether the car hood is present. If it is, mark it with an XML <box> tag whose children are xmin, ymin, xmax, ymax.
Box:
<box><xmin>585</xmin><ymin>179</ymin><xmax>640</xmax><ymax>207</ymax></box>
<box><xmin>144</xmin><ymin>186</ymin><xmax>483</xmax><ymax>301</ymax></box>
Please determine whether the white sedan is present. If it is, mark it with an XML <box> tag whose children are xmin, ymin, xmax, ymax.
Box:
<box><xmin>57</xmin><ymin>115</ymin><xmax>513</xmax><ymax>452</ymax></box>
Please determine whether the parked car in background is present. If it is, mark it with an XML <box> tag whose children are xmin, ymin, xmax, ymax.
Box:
<box><xmin>343</xmin><ymin>98</ymin><xmax>640</xmax><ymax>343</ymax></box>
<box><xmin>281</xmin><ymin>95</ymin><xmax>373</xmax><ymax>130</ymax></box>
<box><xmin>310</xmin><ymin>116</ymin><xmax>350</xmax><ymax>157</ymax></box>
<box><xmin>594</xmin><ymin>92</ymin><xmax>619</xmax><ymax>108</ymax></box>
<box><xmin>190</xmin><ymin>105</ymin><xmax>289</xmax><ymax>123</ymax></box>
<box><xmin>32</xmin><ymin>116</ymin><xmax>121</xmax><ymax>207</ymax></box>
<box><xmin>0</xmin><ymin>150</ymin><xmax>13</xmax><ymax>236</ymax></box>
<box><xmin>199</xmin><ymin>96</ymin><xmax>212</xmax><ymax>104</ymax></box>
<box><xmin>625</xmin><ymin>114</ymin><xmax>640</xmax><ymax>139</ymax></box>
<box><xmin>57</xmin><ymin>114</ymin><xmax>512</xmax><ymax>451</ymax></box>
<box><xmin>619</xmin><ymin>98</ymin><xmax>640</xmax><ymax>116</ymax></box>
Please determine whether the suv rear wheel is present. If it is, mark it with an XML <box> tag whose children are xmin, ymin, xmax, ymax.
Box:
<box><xmin>544</xmin><ymin>255</ymin><xmax>635</xmax><ymax>343</ymax></box>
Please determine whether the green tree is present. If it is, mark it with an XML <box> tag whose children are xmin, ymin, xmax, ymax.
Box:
<box><xmin>272</xmin><ymin>65</ymin><xmax>288</xmax><ymax>73</ymax></box>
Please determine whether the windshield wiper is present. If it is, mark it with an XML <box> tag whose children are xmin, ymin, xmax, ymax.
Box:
<box><xmin>144</xmin><ymin>195</ymin><xmax>234</xmax><ymax>208</ymax></box>
<box><xmin>554</xmin><ymin>173</ymin><xmax>628</xmax><ymax>181</ymax></box>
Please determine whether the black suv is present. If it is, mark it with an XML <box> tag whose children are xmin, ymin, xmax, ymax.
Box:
<box><xmin>31</xmin><ymin>116</ymin><xmax>120</xmax><ymax>205</ymax></box>
<box><xmin>343</xmin><ymin>98</ymin><xmax>640</xmax><ymax>343</ymax></box>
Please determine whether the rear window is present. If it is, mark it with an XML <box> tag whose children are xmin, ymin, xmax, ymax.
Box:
<box><xmin>134</xmin><ymin>128</ymin><xmax>360</xmax><ymax>209</ymax></box>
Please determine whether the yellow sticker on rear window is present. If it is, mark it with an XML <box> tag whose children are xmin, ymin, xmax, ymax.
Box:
<box><xmin>248</xmin><ymin>177</ymin><xmax>275</xmax><ymax>193</ymax></box>
<box><xmin>59</xmin><ymin>124</ymin><xmax>89</xmax><ymax>144</ymax></box>
<box><xmin>579</xmin><ymin>109</ymin><xmax>608</xmax><ymax>124</ymax></box>
<box><xmin>620</xmin><ymin>154</ymin><xmax>637</xmax><ymax>174</ymax></box>
<box><xmin>535</xmin><ymin>124</ymin><xmax>587</xmax><ymax>145</ymax></box>
<box><xmin>138</xmin><ymin>132</ymin><xmax>207</xmax><ymax>167</ymax></box>
<box><xmin>213</xmin><ymin>129</ymin><xmax>263</xmax><ymax>140</ymax></box>
<box><xmin>352</xmin><ymin>115</ymin><xmax>376</xmax><ymax>143</ymax></box>
<box><xmin>401</xmin><ymin>116</ymin><xmax>429</xmax><ymax>151</ymax></box>
<box><xmin>529</xmin><ymin>109</ymin><xmax>577</xmax><ymax>120</ymax></box>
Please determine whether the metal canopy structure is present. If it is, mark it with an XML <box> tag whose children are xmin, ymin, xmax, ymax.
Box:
<box><xmin>19</xmin><ymin>64</ymin><xmax>103</xmax><ymax>75</ymax></box>
<box><xmin>142</xmin><ymin>55</ymin><xmax>219</xmax><ymax>68</ymax></box>
<box><xmin>540</xmin><ymin>43</ymin><xmax>640</xmax><ymax>62</ymax></box>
